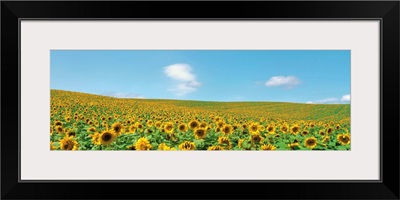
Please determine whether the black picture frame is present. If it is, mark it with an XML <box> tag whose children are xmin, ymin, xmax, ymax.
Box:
<box><xmin>2</xmin><ymin>1</ymin><xmax>399</xmax><ymax>199</ymax></box>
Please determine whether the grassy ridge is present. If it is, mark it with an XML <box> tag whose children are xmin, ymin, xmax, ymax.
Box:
<box><xmin>51</xmin><ymin>89</ymin><xmax>350</xmax><ymax>121</ymax></box>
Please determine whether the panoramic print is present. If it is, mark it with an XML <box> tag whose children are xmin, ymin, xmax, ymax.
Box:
<box><xmin>50</xmin><ymin>50</ymin><xmax>350</xmax><ymax>151</ymax></box>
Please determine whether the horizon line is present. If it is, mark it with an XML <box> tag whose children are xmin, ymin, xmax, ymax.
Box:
<box><xmin>50</xmin><ymin>89</ymin><xmax>350</xmax><ymax>105</ymax></box>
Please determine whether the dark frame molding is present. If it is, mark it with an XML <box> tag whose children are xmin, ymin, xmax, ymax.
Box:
<box><xmin>2</xmin><ymin>1</ymin><xmax>399</xmax><ymax>199</ymax></box>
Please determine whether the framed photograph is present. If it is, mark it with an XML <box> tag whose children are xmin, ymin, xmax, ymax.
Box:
<box><xmin>2</xmin><ymin>1</ymin><xmax>399</xmax><ymax>199</ymax></box>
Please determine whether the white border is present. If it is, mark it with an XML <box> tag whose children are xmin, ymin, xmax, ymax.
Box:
<box><xmin>21</xmin><ymin>21</ymin><xmax>380</xmax><ymax>180</ymax></box>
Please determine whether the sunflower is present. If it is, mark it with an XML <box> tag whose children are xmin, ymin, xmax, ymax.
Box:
<box><xmin>178</xmin><ymin>141</ymin><xmax>196</xmax><ymax>150</ymax></box>
<box><xmin>221</xmin><ymin>124</ymin><xmax>234</xmax><ymax>135</ymax></box>
<box><xmin>194</xmin><ymin>128</ymin><xmax>207</xmax><ymax>139</ymax></box>
<box><xmin>129</xmin><ymin>124</ymin><xmax>137</xmax><ymax>133</ymax></box>
<box><xmin>266</xmin><ymin>124</ymin><xmax>275</xmax><ymax>134</ymax></box>
<box><xmin>54</xmin><ymin>120</ymin><xmax>63</xmax><ymax>127</ymax></box>
<box><xmin>50</xmin><ymin>141</ymin><xmax>56</xmax><ymax>150</ymax></box>
<box><xmin>232</xmin><ymin>124</ymin><xmax>240</xmax><ymax>130</ymax></box>
<box><xmin>335</xmin><ymin>124</ymin><xmax>341</xmax><ymax>130</ymax></box>
<box><xmin>287</xmin><ymin>142</ymin><xmax>300</xmax><ymax>149</ymax></box>
<box><xmin>166</xmin><ymin>132</ymin><xmax>178</xmax><ymax>141</ymax></box>
<box><xmin>65</xmin><ymin>116</ymin><xmax>71</xmax><ymax>122</ymax></box>
<box><xmin>164</xmin><ymin>122</ymin><xmax>175</xmax><ymax>134</ymax></box>
<box><xmin>188</xmin><ymin>120</ymin><xmax>200</xmax><ymax>130</ymax></box>
<box><xmin>99</xmin><ymin>130</ymin><xmax>116</xmax><ymax>146</ymax></box>
<box><xmin>55</xmin><ymin>126</ymin><xmax>64</xmax><ymax>134</ymax></box>
<box><xmin>155</xmin><ymin>121</ymin><xmax>162</xmax><ymax>129</ymax></box>
<box><xmin>126</xmin><ymin>145</ymin><xmax>136</xmax><ymax>150</ymax></box>
<box><xmin>238</xmin><ymin>139</ymin><xmax>244</xmax><ymax>148</ymax></box>
<box><xmin>280</xmin><ymin>123</ymin><xmax>289</xmax><ymax>133</ymax></box>
<box><xmin>304</xmin><ymin>137</ymin><xmax>318</xmax><ymax>149</ymax></box>
<box><xmin>318</xmin><ymin>129</ymin><xmax>326</xmax><ymax>136</ymax></box>
<box><xmin>65</xmin><ymin>129</ymin><xmax>76</xmax><ymax>137</ymax></box>
<box><xmin>326</xmin><ymin>127</ymin><xmax>334</xmax><ymax>135</ymax></box>
<box><xmin>290</xmin><ymin>124</ymin><xmax>300</xmax><ymax>135</ymax></box>
<box><xmin>261</xmin><ymin>144</ymin><xmax>277</xmax><ymax>150</ymax></box>
<box><xmin>90</xmin><ymin>132</ymin><xmax>101</xmax><ymax>145</ymax></box>
<box><xmin>218</xmin><ymin>136</ymin><xmax>232</xmax><ymax>149</ymax></box>
<box><xmin>301</xmin><ymin>129</ymin><xmax>309</xmax><ymax>136</ymax></box>
<box><xmin>258</xmin><ymin>125</ymin><xmax>265</xmax><ymax>132</ymax></box>
<box><xmin>111</xmin><ymin>122</ymin><xmax>123</xmax><ymax>135</ymax></box>
<box><xmin>158</xmin><ymin>143</ymin><xmax>169</xmax><ymax>150</ymax></box>
<box><xmin>251</xmin><ymin>133</ymin><xmax>264</xmax><ymax>144</ymax></box>
<box><xmin>163</xmin><ymin>146</ymin><xmax>175</xmax><ymax>151</ymax></box>
<box><xmin>337</xmin><ymin>133</ymin><xmax>351</xmax><ymax>145</ymax></box>
<box><xmin>146</xmin><ymin>120</ymin><xmax>153</xmax><ymax>127</ymax></box>
<box><xmin>217</xmin><ymin>121</ymin><xmax>225</xmax><ymax>128</ymax></box>
<box><xmin>158</xmin><ymin>143</ymin><xmax>174</xmax><ymax>150</ymax></box>
<box><xmin>135</xmin><ymin>137</ymin><xmax>153</xmax><ymax>150</ymax></box>
<box><xmin>178</xmin><ymin>123</ymin><xmax>188</xmax><ymax>133</ymax></box>
<box><xmin>322</xmin><ymin>135</ymin><xmax>330</xmax><ymax>143</ymax></box>
<box><xmin>199</xmin><ymin>122</ymin><xmax>207</xmax><ymax>128</ymax></box>
<box><xmin>208</xmin><ymin>146</ymin><xmax>224</xmax><ymax>150</ymax></box>
<box><xmin>249</xmin><ymin>122</ymin><xmax>260</xmax><ymax>134</ymax></box>
<box><xmin>144</xmin><ymin>129</ymin><xmax>153</xmax><ymax>134</ymax></box>
<box><xmin>136</xmin><ymin>122</ymin><xmax>143</xmax><ymax>129</ymax></box>
<box><xmin>59</xmin><ymin>136</ymin><xmax>79</xmax><ymax>150</ymax></box>
<box><xmin>87</xmin><ymin>127</ymin><xmax>96</xmax><ymax>133</ymax></box>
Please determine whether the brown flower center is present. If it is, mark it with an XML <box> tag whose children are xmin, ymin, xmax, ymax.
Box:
<box><xmin>196</xmin><ymin>130</ymin><xmax>205</xmax><ymax>136</ymax></box>
<box><xmin>166</xmin><ymin>125</ymin><xmax>173</xmax><ymax>131</ymax></box>
<box><xmin>253</xmin><ymin>135</ymin><xmax>261</xmax><ymax>142</ymax></box>
<box><xmin>190</xmin><ymin>122</ymin><xmax>197</xmax><ymax>128</ymax></box>
<box><xmin>307</xmin><ymin>139</ymin><xmax>315</xmax><ymax>145</ymax></box>
<box><xmin>102</xmin><ymin>133</ymin><xmax>112</xmax><ymax>141</ymax></box>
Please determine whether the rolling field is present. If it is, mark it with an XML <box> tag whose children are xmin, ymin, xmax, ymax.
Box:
<box><xmin>50</xmin><ymin>89</ymin><xmax>351</xmax><ymax>151</ymax></box>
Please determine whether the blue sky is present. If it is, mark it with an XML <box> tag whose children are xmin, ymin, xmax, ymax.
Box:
<box><xmin>50</xmin><ymin>50</ymin><xmax>350</xmax><ymax>104</ymax></box>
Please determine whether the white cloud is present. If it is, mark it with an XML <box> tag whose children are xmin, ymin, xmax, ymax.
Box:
<box><xmin>307</xmin><ymin>94</ymin><xmax>350</xmax><ymax>104</ymax></box>
<box><xmin>265</xmin><ymin>76</ymin><xmax>300</xmax><ymax>88</ymax></box>
<box><xmin>164</xmin><ymin>63</ymin><xmax>202</xmax><ymax>96</ymax></box>
<box><xmin>316</xmin><ymin>98</ymin><xmax>339</xmax><ymax>103</ymax></box>
<box><xmin>341</xmin><ymin>94</ymin><xmax>351</xmax><ymax>102</ymax></box>
<box><xmin>170</xmin><ymin>82</ymin><xmax>200</xmax><ymax>96</ymax></box>
<box><xmin>306</xmin><ymin>98</ymin><xmax>339</xmax><ymax>104</ymax></box>
<box><xmin>102</xmin><ymin>92</ymin><xmax>145</xmax><ymax>99</ymax></box>
<box><xmin>164</xmin><ymin>63</ymin><xmax>196</xmax><ymax>81</ymax></box>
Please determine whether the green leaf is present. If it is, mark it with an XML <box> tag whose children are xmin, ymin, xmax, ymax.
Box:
<box><xmin>276</xmin><ymin>142</ymin><xmax>287</xmax><ymax>149</ymax></box>
<box><xmin>242</xmin><ymin>140</ymin><xmax>251</xmax><ymax>149</ymax></box>
<box><xmin>336</xmin><ymin>146</ymin><xmax>349</xmax><ymax>150</ymax></box>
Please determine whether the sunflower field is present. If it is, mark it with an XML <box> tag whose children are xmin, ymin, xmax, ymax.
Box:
<box><xmin>50</xmin><ymin>90</ymin><xmax>351</xmax><ymax>151</ymax></box>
